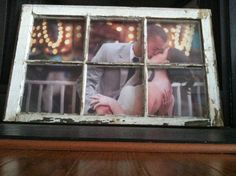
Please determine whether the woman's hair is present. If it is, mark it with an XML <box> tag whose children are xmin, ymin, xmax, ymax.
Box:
<box><xmin>147</xmin><ymin>24</ymin><xmax>168</xmax><ymax>42</ymax></box>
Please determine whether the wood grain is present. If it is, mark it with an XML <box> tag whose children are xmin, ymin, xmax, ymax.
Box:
<box><xmin>0</xmin><ymin>150</ymin><xmax>236</xmax><ymax>176</ymax></box>
<box><xmin>0</xmin><ymin>139</ymin><xmax>236</xmax><ymax>153</ymax></box>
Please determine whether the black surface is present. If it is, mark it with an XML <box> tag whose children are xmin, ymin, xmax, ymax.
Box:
<box><xmin>0</xmin><ymin>123</ymin><xmax>236</xmax><ymax>143</ymax></box>
<box><xmin>229</xmin><ymin>0</ymin><xmax>236</xmax><ymax>128</ymax></box>
<box><xmin>0</xmin><ymin>0</ymin><xmax>236</xmax><ymax>143</ymax></box>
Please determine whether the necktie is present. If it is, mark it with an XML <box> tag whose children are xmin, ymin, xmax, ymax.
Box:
<box><xmin>148</xmin><ymin>69</ymin><xmax>155</xmax><ymax>82</ymax></box>
<box><xmin>127</xmin><ymin>57</ymin><xmax>139</xmax><ymax>81</ymax></box>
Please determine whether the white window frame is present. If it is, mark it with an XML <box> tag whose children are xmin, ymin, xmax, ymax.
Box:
<box><xmin>4</xmin><ymin>5</ymin><xmax>223</xmax><ymax>126</ymax></box>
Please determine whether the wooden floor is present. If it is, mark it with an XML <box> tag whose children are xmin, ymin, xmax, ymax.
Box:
<box><xmin>0</xmin><ymin>150</ymin><xmax>236</xmax><ymax>176</ymax></box>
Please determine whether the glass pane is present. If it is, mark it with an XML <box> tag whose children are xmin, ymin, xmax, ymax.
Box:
<box><xmin>85</xmin><ymin>66</ymin><xmax>144</xmax><ymax>116</ymax></box>
<box><xmin>147</xmin><ymin>20</ymin><xmax>203</xmax><ymax>64</ymax></box>
<box><xmin>88</xmin><ymin>19</ymin><xmax>142</xmax><ymax>63</ymax></box>
<box><xmin>148</xmin><ymin>68</ymin><xmax>208</xmax><ymax>117</ymax></box>
<box><xmin>29</xmin><ymin>18</ymin><xmax>85</xmax><ymax>61</ymax></box>
<box><xmin>21</xmin><ymin>65</ymin><xmax>82</xmax><ymax>114</ymax></box>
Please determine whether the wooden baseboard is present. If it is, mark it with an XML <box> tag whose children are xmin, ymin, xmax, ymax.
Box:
<box><xmin>0</xmin><ymin>139</ymin><xmax>236</xmax><ymax>153</ymax></box>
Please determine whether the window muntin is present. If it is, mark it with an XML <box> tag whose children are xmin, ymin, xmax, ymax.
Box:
<box><xmin>4</xmin><ymin>5</ymin><xmax>222</xmax><ymax>126</ymax></box>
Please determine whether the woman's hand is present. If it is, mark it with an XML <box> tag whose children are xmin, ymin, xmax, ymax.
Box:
<box><xmin>148</xmin><ymin>47</ymin><xmax>170</xmax><ymax>64</ymax></box>
<box><xmin>91</xmin><ymin>94</ymin><xmax>116</xmax><ymax>110</ymax></box>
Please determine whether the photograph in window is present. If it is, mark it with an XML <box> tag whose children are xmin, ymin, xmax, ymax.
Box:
<box><xmin>21</xmin><ymin>65</ymin><xmax>82</xmax><ymax>114</ymax></box>
<box><xmin>147</xmin><ymin>20</ymin><xmax>203</xmax><ymax>64</ymax></box>
<box><xmin>29</xmin><ymin>18</ymin><xmax>85</xmax><ymax>61</ymax></box>
<box><xmin>85</xmin><ymin>66</ymin><xmax>144</xmax><ymax>116</ymax></box>
<box><xmin>88</xmin><ymin>19</ymin><xmax>143</xmax><ymax>63</ymax></box>
<box><xmin>147</xmin><ymin>68</ymin><xmax>208</xmax><ymax>117</ymax></box>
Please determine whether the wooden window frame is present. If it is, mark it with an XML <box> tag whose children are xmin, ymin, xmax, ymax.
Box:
<box><xmin>0</xmin><ymin>1</ymin><xmax>236</xmax><ymax>145</ymax></box>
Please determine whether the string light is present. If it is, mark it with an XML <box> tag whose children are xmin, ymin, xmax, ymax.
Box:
<box><xmin>128</xmin><ymin>33</ymin><xmax>134</xmax><ymax>39</ymax></box>
<box><xmin>116</xmin><ymin>26</ymin><xmax>122</xmax><ymax>32</ymax></box>
<box><xmin>128</xmin><ymin>26</ymin><xmax>135</xmax><ymax>32</ymax></box>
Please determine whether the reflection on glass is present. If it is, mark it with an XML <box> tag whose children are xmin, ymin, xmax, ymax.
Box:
<box><xmin>29</xmin><ymin>18</ymin><xmax>85</xmax><ymax>61</ymax></box>
<box><xmin>147</xmin><ymin>20</ymin><xmax>203</xmax><ymax>64</ymax></box>
<box><xmin>88</xmin><ymin>20</ymin><xmax>142</xmax><ymax>62</ymax></box>
<box><xmin>21</xmin><ymin>65</ymin><xmax>82</xmax><ymax>114</ymax></box>
<box><xmin>85</xmin><ymin>66</ymin><xmax>144</xmax><ymax>116</ymax></box>
<box><xmin>148</xmin><ymin>68</ymin><xmax>208</xmax><ymax>117</ymax></box>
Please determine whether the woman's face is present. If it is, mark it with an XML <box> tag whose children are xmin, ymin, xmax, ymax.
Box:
<box><xmin>147</xmin><ymin>36</ymin><xmax>167</xmax><ymax>59</ymax></box>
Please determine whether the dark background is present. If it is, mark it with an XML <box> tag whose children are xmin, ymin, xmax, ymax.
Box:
<box><xmin>0</xmin><ymin>0</ymin><xmax>235</xmax><ymax>143</ymax></box>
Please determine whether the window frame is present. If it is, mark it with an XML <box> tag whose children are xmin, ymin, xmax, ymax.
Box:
<box><xmin>3</xmin><ymin>5</ymin><xmax>223</xmax><ymax>127</ymax></box>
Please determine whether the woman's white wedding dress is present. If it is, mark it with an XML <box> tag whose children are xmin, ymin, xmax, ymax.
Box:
<box><xmin>117</xmin><ymin>85</ymin><xmax>143</xmax><ymax>115</ymax></box>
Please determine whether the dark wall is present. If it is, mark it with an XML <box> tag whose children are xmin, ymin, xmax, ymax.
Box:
<box><xmin>0</xmin><ymin>0</ymin><xmax>234</xmax><ymax>126</ymax></box>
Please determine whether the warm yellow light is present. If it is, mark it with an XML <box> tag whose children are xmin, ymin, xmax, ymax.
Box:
<box><xmin>128</xmin><ymin>26</ymin><xmax>135</xmax><ymax>32</ymax></box>
<box><xmin>31</xmin><ymin>47</ymin><xmax>36</xmax><ymax>53</ymax></box>
<box><xmin>58</xmin><ymin>26</ymin><xmax>63</xmax><ymax>31</ymax></box>
<box><xmin>106</xmin><ymin>22</ymin><xmax>112</xmax><ymax>26</ymax></box>
<box><xmin>32</xmin><ymin>33</ymin><xmax>36</xmax><ymax>37</ymax></box>
<box><xmin>37</xmin><ymin>33</ymin><xmax>42</xmax><ymax>38</ymax></box>
<box><xmin>42</xmin><ymin>21</ymin><xmax>47</xmax><ymax>26</ymax></box>
<box><xmin>185</xmin><ymin>51</ymin><xmax>190</xmax><ymax>56</ymax></box>
<box><xmin>39</xmin><ymin>39</ymin><xmax>44</xmax><ymax>44</ymax></box>
<box><xmin>61</xmin><ymin>48</ymin><xmax>66</xmax><ymax>52</ymax></box>
<box><xmin>52</xmin><ymin>49</ymin><xmax>58</xmax><ymax>55</ymax></box>
<box><xmin>36</xmin><ymin>26</ymin><xmax>41</xmax><ymax>30</ymax></box>
<box><xmin>45</xmin><ymin>38</ymin><xmax>50</xmax><ymax>43</ymax></box>
<box><xmin>170</xmin><ymin>28</ymin><xmax>176</xmax><ymax>33</ymax></box>
<box><xmin>43</xmin><ymin>34</ymin><xmax>48</xmax><ymax>39</ymax></box>
<box><xmin>59</xmin><ymin>31</ymin><xmax>64</xmax><ymax>35</ymax></box>
<box><xmin>58</xmin><ymin>22</ymin><xmax>63</xmax><ymax>26</ymax></box>
<box><xmin>66</xmin><ymin>33</ymin><xmax>71</xmax><ymax>38</ymax></box>
<box><xmin>42</xmin><ymin>26</ymin><xmax>47</xmax><ymax>30</ymax></box>
<box><xmin>32</xmin><ymin>26</ymin><xmax>35</xmax><ymax>31</ymax></box>
<box><xmin>77</xmin><ymin>33</ymin><xmax>82</xmax><ymax>38</ymax></box>
<box><xmin>128</xmin><ymin>33</ymin><xmax>134</xmax><ymax>39</ymax></box>
<box><xmin>52</xmin><ymin>43</ymin><xmax>57</xmax><ymax>48</ymax></box>
<box><xmin>76</xmin><ymin>25</ymin><xmax>81</xmax><ymax>30</ymax></box>
<box><xmin>116</xmin><ymin>26</ymin><xmax>123</xmax><ymax>32</ymax></box>
<box><xmin>32</xmin><ymin>39</ymin><xmax>37</xmax><ymax>44</ymax></box>
<box><xmin>48</xmin><ymin>42</ymin><xmax>52</xmax><ymax>47</ymax></box>
<box><xmin>43</xmin><ymin>30</ymin><xmax>47</xmax><ymax>34</ymax></box>
<box><xmin>164</xmin><ymin>28</ymin><xmax>169</xmax><ymax>33</ymax></box>
<box><xmin>65</xmin><ymin>26</ymin><xmax>72</xmax><ymax>31</ymax></box>
<box><xmin>64</xmin><ymin>39</ymin><xmax>71</xmax><ymax>45</ymax></box>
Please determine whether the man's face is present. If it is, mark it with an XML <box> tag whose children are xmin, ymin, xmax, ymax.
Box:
<box><xmin>147</xmin><ymin>36</ymin><xmax>167</xmax><ymax>59</ymax></box>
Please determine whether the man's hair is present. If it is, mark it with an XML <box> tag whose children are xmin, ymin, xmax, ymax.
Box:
<box><xmin>147</xmin><ymin>24</ymin><xmax>168</xmax><ymax>42</ymax></box>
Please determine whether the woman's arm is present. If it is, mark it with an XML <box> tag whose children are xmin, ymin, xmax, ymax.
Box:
<box><xmin>91</xmin><ymin>94</ymin><xmax>125</xmax><ymax>115</ymax></box>
<box><xmin>148</xmin><ymin>83</ymin><xmax>163</xmax><ymax>115</ymax></box>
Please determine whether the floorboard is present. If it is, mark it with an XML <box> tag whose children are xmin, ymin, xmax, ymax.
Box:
<box><xmin>0</xmin><ymin>150</ymin><xmax>235</xmax><ymax>176</ymax></box>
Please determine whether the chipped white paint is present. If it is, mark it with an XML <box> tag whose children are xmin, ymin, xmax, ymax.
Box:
<box><xmin>4</xmin><ymin>6</ymin><xmax>34</xmax><ymax>121</ymax></box>
<box><xmin>80</xmin><ymin>16</ymin><xmax>90</xmax><ymax>115</ymax></box>
<box><xmin>30</xmin><ymin>5</ymin><xmax>204</xmax><ymax>19</ymax></box>
<box><xmin>4</xmin><ymin>5</ymin><xmax>223</xmax><ymax>126</ymax></box>
<box><xmin>201</xmin><ymin>11</ymin><xmax>223</xmax><ymax>126</ymax></box>
<box><xmin>15</xmin><ymin>113</ymin><xmax>209</xmax><ymax>126</ymax></box>
<box><xmin>143</xmin><ymin>18</ymin><xmax>148</xmax><ymax>117</ymax></box>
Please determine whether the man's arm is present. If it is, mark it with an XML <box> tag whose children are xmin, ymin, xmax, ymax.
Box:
<box><xmin>77</xmin><ymin>44</ymin><xmax>107</xmax><ymax>113</ymax></box>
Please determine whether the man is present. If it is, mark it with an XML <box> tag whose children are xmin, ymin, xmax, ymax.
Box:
<box><xmin>82</xmin><ymin>24</ymin><xmax>189</xmax><ymax>114</ymax></box>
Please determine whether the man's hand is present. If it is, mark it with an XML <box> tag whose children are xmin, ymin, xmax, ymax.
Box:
<box><xmin>148</xmin><ymin>47</ymin><xmax>170</xmax><ymax>64</ymax></box>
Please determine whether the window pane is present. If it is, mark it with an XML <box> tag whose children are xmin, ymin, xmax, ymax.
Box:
<box><xmin>29</xmin><ymin>18</ymin><xmax>85</xmax><ymax>61</ymax></box>
<box><xmin>21</xmin><ymin>65</ymin><xmax>82</xmax><ymax>114</ymax></box>
<box><xmin>85</xmin><ymin>66</ymin><xmax>144</xmax><ymax>116</ymax></box>
<box><xmin>148</xmin><ymin>68</ymin><xmax>208</xmax><ymax>117</ymax></box>
<box><xmin>147</xmin><ymin>20</ymin><xmax>203</xmax><ymax>64</ymax></box>
<box><xmin>88</xmin><ymin>19</ymin><xmax>142</xmax><ymax>63</ymax></box>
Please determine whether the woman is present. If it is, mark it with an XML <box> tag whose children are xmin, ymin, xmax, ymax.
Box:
<box><xmin>90</xmin><ymin>54</ymin><xmax>175</xmax><ymax>116</ymax></box>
